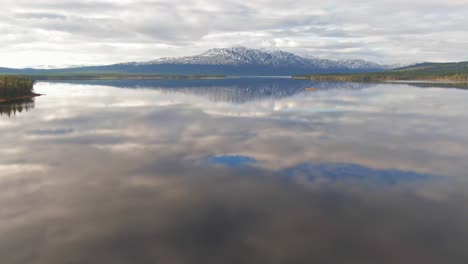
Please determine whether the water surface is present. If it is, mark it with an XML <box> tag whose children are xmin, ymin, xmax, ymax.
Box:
<box><xmin>1</xmin><ymin>78</ymin><xmax>468</xmax><ymax>263</ymax></box>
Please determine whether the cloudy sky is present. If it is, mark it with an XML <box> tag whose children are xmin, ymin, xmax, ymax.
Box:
<box><xmin>1</xmin><ymin>0</ymin><xmax>468</xmax><ymax>68</ymax></box>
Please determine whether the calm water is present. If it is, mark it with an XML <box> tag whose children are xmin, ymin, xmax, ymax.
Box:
<box><xmin>1</xmin><ymin>78</ymin><xmax>468</xmax><ymax>263</ymax></box>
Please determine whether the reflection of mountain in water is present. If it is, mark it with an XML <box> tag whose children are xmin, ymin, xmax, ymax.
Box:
<box><xmin>52</xmin><ymin>78</ymin><xmax>377</xmax><ymax>103</ymax></box>
<box><xmin>0</xmin><ymin>99</ymin><xmax>35</xmax><ymax>117</ymax></box>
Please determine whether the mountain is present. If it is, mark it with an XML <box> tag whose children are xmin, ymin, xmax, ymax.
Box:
<box><xmin>0</xmin><ymin>47</ymin><xmax>392</xmax><ymax>76</ymax></box>
<box><xmin>299</xmin><ymin>54</ymin><xmax>391</xmax><ymax>71</ymax></box>
<box><xmin>121</xmin><ymin>47</ymin><xmax>390</xmax><ymax>74</ymax></box>
<box><xmin>337</xmin><ymin>59</ymin><xmax>390</xmax><ymax>70</ymax></box>
<box><xmin>149</xmin><ymin>47</ymin><xmax>311</xmax><ymax>66</ymax></box>
<box><xmin>0</xmin><ymin>67</ymin><xmax>26</xmax><ymax>74</ymax></box>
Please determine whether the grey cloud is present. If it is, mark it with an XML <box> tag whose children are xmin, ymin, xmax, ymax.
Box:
<box><xmin>15</xmin><ymin>12</ymin><xmax>67</xmax><ymax>20</ymax></box>
<box><xmin>1</xmin><ymin>0</ymin><xmax>468</xmax><ymax>66</ymax></box>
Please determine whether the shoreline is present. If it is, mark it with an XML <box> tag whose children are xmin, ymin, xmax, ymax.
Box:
<box><xmin>293</xmin><ymin>76</ymin><xmax>468</xmax><ymax>85</ymax></box>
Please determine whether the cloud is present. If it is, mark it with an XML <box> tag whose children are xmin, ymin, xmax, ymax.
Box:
<box><xmin>1</xmin><ymin>147</ymin><xmax>468</xmax><ymax>264</ymax></box>
<box><xmin>0</xmin><ymin>0</ymin><xmax>467</xmax><ymax>67</ymax></box>
<box><xmin>7</xmin><ymin>79</ymin><xmax>468</xmax><ymax>177</ymax></box>
<box><xmin>2</xmin><ymin>79</ymin><xmax>468</xmax><ymax>263</ymax></box>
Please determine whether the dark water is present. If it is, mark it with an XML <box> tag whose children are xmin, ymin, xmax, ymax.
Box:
<box><xmin>0</xmin><ymin>98</ymin><xmax>35</xmax><ymax>117</ymax></box>
<box><xmin>1</xmin><ymin>78</ymin><xmax>468</xmax><ymax>263</ymax></box>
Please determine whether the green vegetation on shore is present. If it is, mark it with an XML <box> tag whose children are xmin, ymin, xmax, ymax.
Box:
<box><xmin>295</xmin><ymin>61</ymin><xmax>468</xmax><ymax>83</ymax></box>
<box><xmin>0</xmin><ymin>75</ymin><xmax>34</xmax><ymax>99</ymax></box>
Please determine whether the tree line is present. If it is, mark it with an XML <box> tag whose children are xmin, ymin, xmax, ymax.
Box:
<box><xmin>0</xmin><ymin>75</ymin><xmax>34</xmax><ymax>98</ymax></box>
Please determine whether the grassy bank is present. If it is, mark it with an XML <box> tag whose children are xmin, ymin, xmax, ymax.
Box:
<box><xmin>294</xmin><ymin>72</ymin><xmax>468</xmax><ymax>83</ymax></box>
<box><xmin>0</xmin><ymin>75</ymin><xmax>35</xmax><ymax>100</ymax></box>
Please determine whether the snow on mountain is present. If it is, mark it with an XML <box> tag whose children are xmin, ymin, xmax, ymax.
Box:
<box><xmin>144</xmin><ymin>47</ymin><xmax>309</xmax><ymax>67</ymax></box>
<box><xmin>336</xmin><ymin>59</ymin><xmax>392</xmax><ymax>70</ymax></box>
<box><xmin>300</xmin><ymin>55</ymin><xmax>343</xmax><ymax>69</ymax></box>
<box><xmin>0</xmin><ymin>48</ymin><xmax>406</xmax><ymax>76</ymax></box>
<box><xmin>124</xmin><ymin>47</ymin><xmax>390</xmax><ymax>72</ymax></box>
<box><xmin>300</xmin><ymin>54</ymin><xmax>391</xmax><ymax>71</ymax></box>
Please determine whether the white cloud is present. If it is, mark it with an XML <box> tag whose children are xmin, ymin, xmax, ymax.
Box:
<box><xmin>1</xmin><ymin>0</ymin><xmax>468</xmax><ymax>67</ymax></box>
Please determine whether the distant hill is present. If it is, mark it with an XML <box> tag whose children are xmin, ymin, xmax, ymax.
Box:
<box><xmin>0</xmin><ymin>47</ymin><xmax>391</xmax><ymax>76</ymax></box>
<box><xmin>296</xmin><ymin>61</ymin><xmax>468</xmax><ymax>83</ymax></box>
<box><xmin>391</xmin><ymin>61</ymin><xmax>468</xmax><ymax>73</ymax></box>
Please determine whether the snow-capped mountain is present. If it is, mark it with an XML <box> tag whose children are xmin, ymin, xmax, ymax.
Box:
<box><xmin>1</xmin><ymin>47</ymin><xmax>392</xmax><ymax>76</ymax></box>
<box><xmin>336</xmin><ymin>59</ymin><xmax>392</xmax><ymax>70</ymax></box>
<box><xmin>124</xmin><ymin>47</ymin><xmax>390</xmax><ymax>73</ymax></box>
<box><xmin>299</xmin><ymin>53</ymin><xmax>391</xmax><ymax>71</ymax></box>
<box><xmin>137</xmin><ymin>47</ymin><xmax>312</xmax><ymax>67</ymax></box>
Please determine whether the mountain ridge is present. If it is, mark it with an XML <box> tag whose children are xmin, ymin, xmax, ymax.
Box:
<box><xmin>1</xmin><ymin>47</ymin><xmax>393</xmax><ymax>76</ymax></box>
<box><xmin>113</xmin><ymin>47</ymin><xmax>391</xmax><ymax>75</ymax></box>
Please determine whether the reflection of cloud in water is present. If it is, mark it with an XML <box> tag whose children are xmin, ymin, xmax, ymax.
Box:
<box><xmin>21</xmin><ymin>81</ymin><xmax>468</xmax><ymax>178</ymax></box>
<box><xmin>1</xmin><ymin>79</ymin><xmax>468</xmax><ymax>263</ymax></box>
<box><xmin>1</xmin><ymin>149</ymin><xmax>467</xmax><ymax>264</ymax></box>
<box><xmin>283</xmin><ymin>162</ymin><xmax>436</xmax><ymax>184</ymax></box>
<box><xmin>207</xmin><ymin>157</ymin><xmax>437</xmax><ymax>185</ymax></box>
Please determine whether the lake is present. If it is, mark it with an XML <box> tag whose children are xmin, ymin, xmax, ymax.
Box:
<box><xmin>1</xmin><ymin>78</ymin><xmax>468</xmax><ymax>263</ymax></box>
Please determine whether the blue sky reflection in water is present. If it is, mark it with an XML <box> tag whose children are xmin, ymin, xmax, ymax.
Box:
<box><xmin>1</xmin><ymin>78</ymin><xmax>468</xmax><ymax>263</ymax></box>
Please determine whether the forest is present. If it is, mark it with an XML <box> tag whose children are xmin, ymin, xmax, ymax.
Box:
<box><xmin>0</xmin><ymin>75</ymin><xmax>34</xmax><ymax>98</ymax></box>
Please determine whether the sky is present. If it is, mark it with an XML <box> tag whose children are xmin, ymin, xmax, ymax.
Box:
<box><xmin>1</xmin><ymin>0</ymin><xmax>468</xmax><ymax>68</ymax></box>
